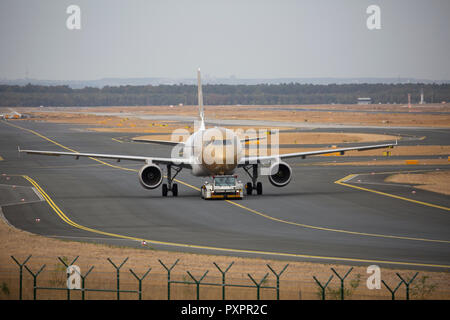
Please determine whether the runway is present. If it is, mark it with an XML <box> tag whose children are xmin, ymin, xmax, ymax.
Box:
<box><xmin>1</xmin><ymin>119</ymin><xmax>449</xmax><ymax>271</ymax></box>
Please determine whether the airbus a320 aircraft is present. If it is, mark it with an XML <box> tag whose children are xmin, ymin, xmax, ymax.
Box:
<box><xmin>20</xmin><ymin>69</ymin><xmax>396</xmax><ymax>197</ymax></box>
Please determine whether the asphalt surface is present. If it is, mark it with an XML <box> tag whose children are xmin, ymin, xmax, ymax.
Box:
<box><xmin>0</xmin><ymin>119</ymin><xmax>449</xmax><ymax>271</ymax></box>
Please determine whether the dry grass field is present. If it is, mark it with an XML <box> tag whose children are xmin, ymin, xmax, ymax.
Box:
<box><xmin>17</xmin><ymin>102</ymin><xmax>450</xmax><ymax>128</ymax></box>
<box><xmin>385</xmin><ymin>170</ymin><xmax>450</xmax><ymax>195</ymax></box>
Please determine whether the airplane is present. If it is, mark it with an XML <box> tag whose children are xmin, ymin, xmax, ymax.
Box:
<box><xmin>19</xmin><ymin>69</ymin><xmax>397</xmax><ymax>197</ymax></box>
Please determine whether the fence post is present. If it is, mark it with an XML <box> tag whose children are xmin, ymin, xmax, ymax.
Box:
<box><xmin>331</xmin><ymin>267</ymin><xmax>353</xmax><ymax>300</ymax></box>
<box><xmin>396</xmin><ymin>272</ymin><xmax>418</xmax><ymax>300</ymax></box>
<box><xmin>213</xmin><ymin>261</ymin><xmax>234</xmax><ymax>300</ymax></box>
<box><xmin>57</xmin><ymin>256</ymin><xmax>79</xmax><ymax>300</ymax></box>
<box><xmin>382</xmin><ymin>279</ymin><xmax>403</xmax><ymax>300</ymax></box>
<box><xmin>78</xmin><ymin>266</ymin><xmax>94</xmax><ymax>300</ymax></box>
<box><xmin>186</xmin><ymin>270</ymin><xmax>209</xmax><ymax>300</ymax></box>
<box><xmin>159</xmin><ymin>259</ymin><xmax>179</xmax><ymax>300</ymax></box>
<box><xmin>24</xmin><ymin>264</ymin><xmax>45</xmax><ymax>300</ymax></box>
<box><xmin>266</xmin><ymin>264</ymin><xmax>289</xmax><ymax>300</ymax></box>
<box><xmin>312</xmin><ymin>275</ymin><xmax>333</xmax><ymax>300</ymax></box>
<box><xmin>247</xmin><ymin>273</ymin><xmax>269</xmax><ymax>300</ymax></box>
<box><xmin>129</xmin><ymin>267</ymin><xmax>152</xmax><ymax>300</ymax></box>
<box><xmin>10</xmin><ymin>255</ymin><xmax>31</xmax><ymax>300</ymax></box>
<box><xmin>107</xmin><ymin>257</ymin><xmax>128</xmax><ymax>300</ymax></box>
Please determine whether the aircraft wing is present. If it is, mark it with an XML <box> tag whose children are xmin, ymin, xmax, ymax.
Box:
<box><xmin>19</xmin><ymin>148</ymin><xmax>192</xmax><ymax>168</ymax></box>
<box><xmin>238</xmin><ymin>142</ymin><xmax>397</xmax><ymax>165</ymax></box>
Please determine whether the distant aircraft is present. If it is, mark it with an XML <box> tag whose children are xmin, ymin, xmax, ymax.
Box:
<box><xmin>20</xmin><ymin>69</ymin><xmax>396</xmax><ymax>197</ymax></box>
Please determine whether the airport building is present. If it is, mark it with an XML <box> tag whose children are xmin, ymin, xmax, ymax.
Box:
<box><xmin>357</xmin><ymin>97</ymin><xmax>372</xmax><ymax>104</ymax></box>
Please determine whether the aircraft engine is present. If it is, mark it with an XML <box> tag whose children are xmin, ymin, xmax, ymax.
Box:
<box><xmin>268</xmin><ymin>161</ymin><xmax>292</xmax><ymax>187</ymax></box>
<box><xmin>139</xmin><ymin>164</ymin><xmax>163</xmax><ymax>189</ymax></box>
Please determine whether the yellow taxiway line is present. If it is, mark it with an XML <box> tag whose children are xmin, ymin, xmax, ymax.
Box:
<box><xmin>111</xmin><ymin>137</ymin><xmax>123</xmax><ymax>144</ymax></box>
<box><xmin>4</xmin><ymin>121</ymin><xmax>136</xmax><ymax>172</ymax></box>
<box><xmin>335</xmin><ymin>174</ymin><xmax>450</xmax><ymax>212</ymax></box>
<box><xmin>225</xmin><ymin>200</ymin><xmax>450</xmax><ymax>244</ymax></box>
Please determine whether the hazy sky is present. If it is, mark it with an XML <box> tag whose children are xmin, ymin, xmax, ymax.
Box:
<box><xmin>1</xmin><ymin>0</ymin><xmax>449</xmax><ymax>80</ymax></box>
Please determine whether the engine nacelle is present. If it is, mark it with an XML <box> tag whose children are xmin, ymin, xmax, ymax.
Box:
<box><xmin>139</xmin><ymin>164</ymin><xmax>163</xmax><ymax>189</ymax></box>
<box><xmin>268</xmin><ymin>161</ymin><xmax>292</xmax><ymax>187</ymax></box>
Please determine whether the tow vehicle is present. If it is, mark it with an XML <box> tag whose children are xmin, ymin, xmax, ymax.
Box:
<box><xmin>201</xmin><ymin>175</ymin><xmax>243</xmax><ymax>200</ymax></box>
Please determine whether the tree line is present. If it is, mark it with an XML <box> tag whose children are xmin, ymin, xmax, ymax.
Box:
<box><xmin>0</xmin><ymin>83</ymin><xmax>449</xmax><ymax>107</ymax></box>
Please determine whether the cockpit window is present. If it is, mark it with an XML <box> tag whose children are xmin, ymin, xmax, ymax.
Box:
<box><xmin>204</xmin><ymin>139</ymin><xmax>234</xmax><ymax>147</ymax></box>
<box><xmin>213</xmin><ymin>139</ymin><xmax>233</xmax><ymax>146</ymax></box>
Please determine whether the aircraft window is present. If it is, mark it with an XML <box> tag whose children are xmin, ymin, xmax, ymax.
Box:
<box><xmin>203</xmin><ymin>139</ymin><xmax>234</xmax><ymax>147</ymax></box>
<box><xmin>212</xmin><ymin>139</ymin><xmax>233</xmax><ymax>146</ymax></box>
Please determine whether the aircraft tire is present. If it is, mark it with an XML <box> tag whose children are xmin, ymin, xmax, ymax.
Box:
<box><xmin>172</xmin><ymin>183</ymin><xmax>178</xmax><ymax>197</ymax></box>
<box><xmin>246</xmin><ymin>182</ymin><xmax>253</xmax><ymax>195</ymax></box>
<box><xmin>256</xmin><ymin>182</ymin><xmax>263</xmax><ymax>195</ymax></box>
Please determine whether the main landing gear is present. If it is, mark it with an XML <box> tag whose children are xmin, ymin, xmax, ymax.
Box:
<box><xmin>162</xmin><ymin>164</ymin><xmax>182</xmax><ymax>197</ymax></box>
<box><xmin>243</xmin><ymin>164</ymin><xmax>263</xmax><ymax>195</ymax></box>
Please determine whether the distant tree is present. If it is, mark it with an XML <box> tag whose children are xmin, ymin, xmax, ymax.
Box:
<box><xmin>0</xmin><ymin>83</ymin><xmax>448</xmax><ymax>107</ymax></box>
